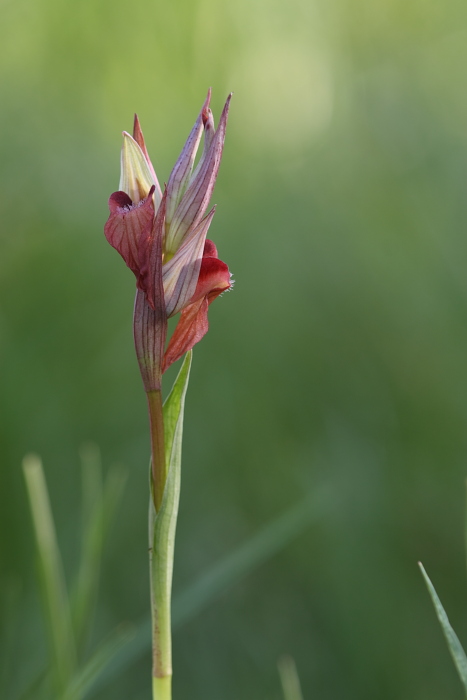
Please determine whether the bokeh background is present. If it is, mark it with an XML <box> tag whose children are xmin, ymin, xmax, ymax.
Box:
<box><xmin>2</xmin><ymin>0</ymin><xmax>467</xmax><ymax>697</ymax></box>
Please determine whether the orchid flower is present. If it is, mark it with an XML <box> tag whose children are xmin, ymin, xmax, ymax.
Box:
<box><xmin>103</xmin><ymin>92</ymin><xmax>233</xmax><ymax>700</ymax></box>
<box><xmin>104</xmin><ymin>90</ymin><xmax>232</xmax><ymax>388</ymax></box>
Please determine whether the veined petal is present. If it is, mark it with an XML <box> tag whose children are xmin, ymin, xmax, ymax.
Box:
<box><xmin>165</xmin><ymin>90</ymin><xmax>211</xmax><ymax>232</ymax></box>
<box><xmin>139</xmin><ymin>190</ymin><xmax>167</xmax><ymax>310</ymax></box>
<box><xmin>165</xmin><ymin>94</ymin><xmax>232</xmax><ymax>255</ymax></box>
<box><xmin>133</xmin><ymin>114</ymin><xmax>162</xmax><ymax>203</ymax></box>
<box><xmin>133</xmin><ymin>287</ymin><xmax>167</xmax><ymax>393</ymax></box>
<box><xmin>162</xmin><ymin>248</ymin><xmax>231</xmax><ymax>372</ymax></box>
<box><xmin>162</xmin><ymin>297</ymin><xmax>208</xmax><ymax>373</ymax></box>
<box><xmin>163</xmin><ymin>207</ymin><xmax>216</xmax><ymax>318</ymax></box>
<box><xmin>104</xmin><ymin>187</ymin><xmax>155</xmax><ymax>278</ymax></box>
<box><xmin>133</xmin><ymin>190</ymin><xmax>167</xmax><ymax>391</ymax></box>
<box><xmin>119</xmin><ymin>132</ymin><xmax>160</xmax><ymax>207</ymax></box>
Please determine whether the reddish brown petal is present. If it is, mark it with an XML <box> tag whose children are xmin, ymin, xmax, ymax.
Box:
<box><xmin>133</xmin><ymin>288</ymin><xmax>167</xmax><ymax>392</ymax></box>
<box><xmin>133</xmin><ymin>193</ymin><xmax>167</xmax><ymax>392</ymax></box>
<box><xmin>104</xmin><ymin>186</ymin><xmax>155</xmax><ymax>278</ymax></box>
<box><xmin>189</xmin><ymin>254</ymin><xmax>231</xmax><ymax>305</ymax></box>
<box><xmin>203</xmin><ymin>238</ymin><xmax>218</xmax><ymax>258</ymax></box>
<box><xmin>138</xmin><ymin>190</ymin><xmax>167</xmax><ymax>309</ymax></box>
<box><xmin>162</xmin><ymin>297</ymin><xmax>208</xmax><ymax>373</ymax></box>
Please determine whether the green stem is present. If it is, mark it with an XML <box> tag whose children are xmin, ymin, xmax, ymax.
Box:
<box><xmin>147</xmin><ymin>389</ymin><xmax>172</xmax><ymax>700</ymax></box>
<box><xmin>153</xmin><ymin>675</ymin><xmax>172</xmax><ymax>700</ymax></box>
<box><xmin>149</xmin><ymin>496</ymin><xmax>173</xmax><ymax>700</ymax></box>
<box><xmin>147</xmin><ymin>389</ymin><xmax>166</xmax><ymax>512</ymax></box>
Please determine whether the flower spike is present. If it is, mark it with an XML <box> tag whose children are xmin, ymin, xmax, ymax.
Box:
<box><xmin>105</xmin><ymin>91</ymin><xmax>233</xmax><ymax>382</ymax></box>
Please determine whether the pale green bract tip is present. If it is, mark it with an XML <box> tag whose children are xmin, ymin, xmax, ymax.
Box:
<box><xmin>120</xmin><ymin>133</ymin><xmax>159</xmax><ymax>206</ymax></box>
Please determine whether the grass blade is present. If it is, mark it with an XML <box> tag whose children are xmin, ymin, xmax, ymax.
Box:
<box><xmin>172</xmin><ymin>486</ymin><xmax>331</xmax><ymax>628</ymax></box>
<box><xmin>278</xmin><ymin>656</ymin><xmax>304</xmax><ymax>700</ymax></box>
<box><xmin>22</xmin><ymin>454</ymin><xmax>76</xmax><ymax>697</ymax></box>
<box><xmin>72</xmin><ymin>443</ymin><xmax>127</xmax><ymax>653</ymax></box>
<box><xmin>87</xmin><ymin>486</ymin><xmax>331</xmax><ymax>696</ymax></box>
<box><xmin>65</xmin><ymin>625</ymin><xmax>135</xmax><ymax>700</ymax></box>
<box><xmin>11</xmin><ymin>669</ymin><xmax>48</xmax><ymax>700</ymax></box>
<box><xmin>465</xmin><ymin>479</ymin><xmax>467</xmax><ymax>580</ymax></box>
<box><xmin>419</xmin><ymin>561</ymin><xmax>467</xmax><ymax>692</ymax></box>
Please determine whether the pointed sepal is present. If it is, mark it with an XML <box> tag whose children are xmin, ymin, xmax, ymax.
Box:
<box><xmin>165</xmin><ymin>90</ymin><xmax>211</xmax><ymax>231</ymax></box>
<box><xmin>165</xmin><ymin>93</ymin><xmax>232</xmax><ymax>255</ymax></box>
<box><xmin>162</xmin><ymin>207</ymin><xmax>216</xmax><ymax>318</ymax></box>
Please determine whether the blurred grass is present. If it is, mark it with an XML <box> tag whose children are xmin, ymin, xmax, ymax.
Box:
<box><xmin>419</xmin><ymin>562</ymin><xmax>467</xmax><ymax>696</ymax></box>
<box><xmin>2</xmin><ymin>0</ymin><xmax>467</xmax><ymax>698</ymax></box>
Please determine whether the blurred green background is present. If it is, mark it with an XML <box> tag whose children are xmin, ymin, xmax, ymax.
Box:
<box><xmin>2</xmin><ymin>0</ymin><xmax>467</xmax><ymax>697</ymax></box>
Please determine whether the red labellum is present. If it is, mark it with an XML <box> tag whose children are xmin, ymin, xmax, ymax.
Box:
<box><xmin>162</xmin><ymin>240</ymin><xmax>231</xmax><ymax>372</ymax></box>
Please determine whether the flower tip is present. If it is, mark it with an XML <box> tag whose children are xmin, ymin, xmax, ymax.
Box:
<box><xmin>202</xmin><ymin>88</ymin><xmax>212</xmax><ymax>123</ymax></box>
<box><xmin>219</xmin><ymin>93</ymin><xmax>233</xmax><ymax>124</ymax></box>
<box><xmin>133</xmin><ymin>113</ymin><xmax>142</xmax><ymax>137</ymax></box>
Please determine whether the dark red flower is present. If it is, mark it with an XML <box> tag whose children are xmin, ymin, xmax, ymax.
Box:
<box><xmin>104</xmin><ymin>92</ymin><xmax>232</xmax><ymax>387</ymax></box>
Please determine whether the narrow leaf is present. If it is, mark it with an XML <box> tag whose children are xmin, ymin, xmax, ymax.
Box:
<box><xmin>22</xmin><ymin>454</ymin><xmax>76</xmax><ymax>697</ymax></box>
<box><xmin>162</xmin><ymin>349</ymin><xmax>193</xmax><ymax>458</ymax></box>
<box><xmin>419</xmin><ymin>561</ymin><xmax>467</xmax><ymax>692</ymax></box>
<box><xmin>149</xmin><ymin>350</ymin><xmax>192</xmax><ymax>676</ymax></box>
